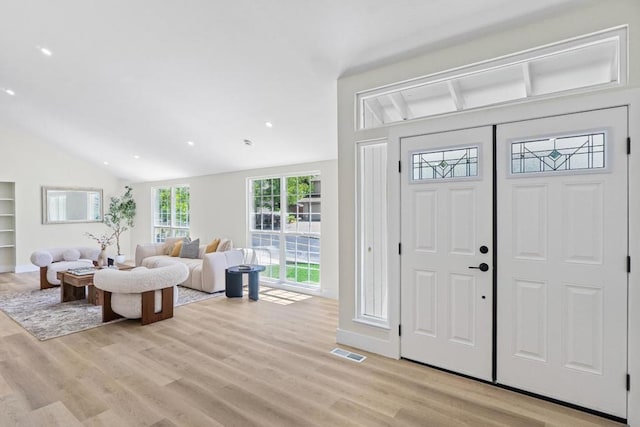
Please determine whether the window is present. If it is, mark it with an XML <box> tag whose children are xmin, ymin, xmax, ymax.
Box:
<box><xmin>357</xmin><ymin>27</ymin><xmax>626</xmax><ymax>129</ymax></box>
<box><xmin>357</xmin><ymin>141</ymin><xmax>388</xmax><ymax>324</ymax></box>
<box><xmin>511</xmin><ymin>132</ymin><xmax>605</xmax><ymax>175</ymax></box>
<box><xmin>249</xmin><ymin>174</ymin><xmax>321</xmax><ymax>287</ymax></box>
<box><xmin>153</xmin><ymin>186</ymin><xmax>190</xmax><ymax>242</ymax></box>
<box><xmin>411</xmin><ymin>146</ymin><xmax>478</xmax><ymax>181</ymax></box>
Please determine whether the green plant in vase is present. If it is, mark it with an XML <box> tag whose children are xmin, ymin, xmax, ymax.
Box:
<box><xmin>104</xmin><ymin>185</ymin><xmax>137</xmax><ymax>263</ymax></box>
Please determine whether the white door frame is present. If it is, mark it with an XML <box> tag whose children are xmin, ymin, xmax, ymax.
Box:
<box><xmin>386</xmin><ymin>88</ymin><xmax>640</xmax><ymax>425</ymax></box>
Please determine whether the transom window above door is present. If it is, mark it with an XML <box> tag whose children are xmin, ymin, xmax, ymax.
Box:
<box><xmin>357</xmin><ymin>26</ymin><xmax>626</xmax><ymax>129</ymax></box>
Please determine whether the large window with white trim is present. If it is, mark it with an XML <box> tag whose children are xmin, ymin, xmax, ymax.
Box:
<box><xmin>153</xmin><ymin>185</ymin><xmax>190</xmax><ymax>242</ymax></box>
<box><xmin>248</xmin><ymin>174</ymin><xmax>321</xmax><ymax>287</ymax></box>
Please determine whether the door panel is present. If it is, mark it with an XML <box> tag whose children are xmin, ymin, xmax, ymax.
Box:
<box><xmin>496</xmin><ymin>107</ymin><xmax>628</xmax><ymax>417</ymax></box>
<box><xmin>401</xmin><ymin>126</ymin><xmax>493</xmax><ymax>381</ymax></box>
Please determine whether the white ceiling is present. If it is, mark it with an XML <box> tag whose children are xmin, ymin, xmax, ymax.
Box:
<box><xmin>0</xmin><ymin>0</ymin><xmax>587</xmax><ymax>182</ymax></box>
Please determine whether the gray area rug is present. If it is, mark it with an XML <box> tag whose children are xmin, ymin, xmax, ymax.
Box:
<box><xmin>0</xmin><ymin>286</ymin><xmax>222</xmax><ymax>341</ymax></box>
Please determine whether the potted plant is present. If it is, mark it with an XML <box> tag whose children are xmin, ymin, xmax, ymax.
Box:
<box><xmin>104</xmin><ymin>185</ymin><xmax>137</xmax><ymax>263</ymax></box>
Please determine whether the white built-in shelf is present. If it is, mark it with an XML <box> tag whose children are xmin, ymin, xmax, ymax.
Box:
<box><xmin>0</xmin><ymin>182</ymin><xmax>15</xmax><ymax>272</ymax></box>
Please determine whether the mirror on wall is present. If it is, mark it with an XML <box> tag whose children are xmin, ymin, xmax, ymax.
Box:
<box><xmin>42</xmin><ymin>187</ymin><xmax>103</xmax><ymax>224</ymax></box>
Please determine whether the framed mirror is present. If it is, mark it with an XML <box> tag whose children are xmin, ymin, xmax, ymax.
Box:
<box><xmin>42</xmin><ymin>187</ymin><xmax>103</xmax><ymax>224</ymax></box>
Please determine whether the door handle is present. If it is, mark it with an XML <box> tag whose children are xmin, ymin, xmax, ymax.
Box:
<box><xmin>469</xmin><ymin>263</ymin><xmax>489</xmax><ymax>272</ymax></box>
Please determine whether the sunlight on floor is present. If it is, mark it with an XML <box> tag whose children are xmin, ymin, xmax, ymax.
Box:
<box><xmin>242</xmin><ymin>286</ymin><xmax>313</xmax><ymax>305</ymax></box>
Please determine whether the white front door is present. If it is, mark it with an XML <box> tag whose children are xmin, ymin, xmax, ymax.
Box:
<box><xmin>400</xmin><ymin>126</ymin><xmax>493</xmax><ymax>381</ymax></box>
<box><xmin>496</xmin><ymin>107</ymin><xmax>628</xmax><ymax>417</ymax></box>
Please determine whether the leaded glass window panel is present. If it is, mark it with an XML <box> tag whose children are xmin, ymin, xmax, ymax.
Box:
<box><xmin>411</xmin><ymin>147</ymin><xmax>478</xmax><ymax>181</ymax></box>
<box><xmin>511</xmin><ymin>132</ymin><xmax>605</xmax><ymax>175</ymax></box>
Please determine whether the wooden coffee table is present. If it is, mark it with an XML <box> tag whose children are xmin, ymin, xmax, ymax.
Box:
<box><xmin>57</xmin><ymin>265</ymin><xmax>133</xmax><ymax>305</ymax></box>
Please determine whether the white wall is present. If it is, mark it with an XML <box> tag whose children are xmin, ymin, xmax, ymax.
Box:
<box><xmin>338</xmin><ymin>0</ymin><xmax>640</xmax><ymax>421</ymax></box>
<box><xmin>128</xmin><ymin>159</ymin><xmax>339</xmax><ymax>299</ymax></box>
<box><xmin>0</xmin><ymin>125</ymin><xmax>128</xmax><ymax>272</ymax></box>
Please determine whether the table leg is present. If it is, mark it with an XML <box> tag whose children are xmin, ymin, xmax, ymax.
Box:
<box><xmin>87</xmin><ymin>285</ymin><xmax>100</xmax><ymax>305</ymax></box>
<box><xmin>61</xmin><ymin>281</ymin><xmax>86</xmax><ymax>303</ymax></box>
<box><xmin>248</xmin><ymin>271</ymin><xmax>260</xmax><ymax>301</ymax></box>
<box><xmin>226</xmin><ymin>271</ymin><xmax>243</xmax><ymax>298</ymax></box>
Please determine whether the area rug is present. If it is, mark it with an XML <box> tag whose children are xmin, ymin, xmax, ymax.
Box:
<box><xmin>0</xmin><ymin>286</ymin><xmax>222</xmax><ymax>341</ymax></box>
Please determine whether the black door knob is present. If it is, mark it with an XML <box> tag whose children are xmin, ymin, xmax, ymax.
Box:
<box><xmin>469</xmin><ymin>263</ymin><xmax>490</xmax><ymax>272</ymax></box>
<box><xmin>479</xmin><ymin>245</ymin><xmax>489</xmax><ymax>254</ymax></box>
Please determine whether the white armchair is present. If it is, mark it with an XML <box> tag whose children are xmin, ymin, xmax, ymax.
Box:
<box><xmin>30</xmin><ymin>247</ymin><xmax>99</xmax><ymax>289</ymax></box>
<box><xmin>93</xmin><ymin>263</ymin><xmax>189</xmax><ymax>325</ymax></box>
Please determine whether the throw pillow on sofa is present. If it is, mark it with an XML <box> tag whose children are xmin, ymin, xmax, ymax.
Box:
<box><xmin>179</xmin><ymin>238</ymin><xmax>200</xmax><ymax>259</ymax></box>
<box><xmin>170</xmin><ymin>240</ymin><xmax>185</xmax><ymax>257</ymax></box>
<box><xmin>163</xmin><ymin>236</ymin><xmax>185</xmax><ymax>255</ymax></box>
<box><xmin>205</xmin><ymin>238</ymin><xmax>220</xmax><ymax>253</ymax></box>
<box><xmin>217</xmin><ymin>238</ymin><xmax>232</xmax><ymax>252</ymax></box>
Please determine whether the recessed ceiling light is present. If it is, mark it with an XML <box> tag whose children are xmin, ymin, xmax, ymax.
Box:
<box><xmin>243</xmin><ymin>139</ymin><xmax>253</xmax><ymax>146</ymax></box>
<box><xmin>4</xmin><ymin>89</ymin><xmax>15</xmax><ymax>96</ymax></box>
<box><xmin>133</xmin><ymin>155</ymin><xmax>140</xmax><ymax>159</ymax></box>
<box><xmin>265</xmin><ymin>121</ymin><xmax>273</xmax><ymax>128</ymax></box>
<box><xmin>186</xmin><ymin>141</ymin><xmax>195</xmax><ymax>146</ymax></box>
<box><xmin>103</xmin><ymin>161</ymin><xmax>109</xmax><ymax>165</ymax></box>
<box><xmin>39</xmin><ymin>47</ymin><xmax>53</xmax><ymax>56</ymax></box>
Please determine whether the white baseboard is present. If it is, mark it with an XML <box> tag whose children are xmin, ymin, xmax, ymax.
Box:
<box><xmin>336</xmin><ymin>328</ymin><xmax>400</xmax><ymax>359</ymax></box>
<box><xmin>15</xmin><ymin>264</ymin><xmax>38</xmax><ymax>273</ymax></box>
<box><xmin>321</xmin><ymin>289</ymin><xmax>338</xmax><ymax>299</ymax></box>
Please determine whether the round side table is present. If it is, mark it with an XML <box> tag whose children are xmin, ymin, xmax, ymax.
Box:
<box><xmin>225</xmin><ymin>265</ymin><xmax>266</xmax><ymax>300</ymax></box>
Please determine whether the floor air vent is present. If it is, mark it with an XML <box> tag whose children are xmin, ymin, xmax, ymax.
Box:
<box><xmin>330</xmin><ymin>348</ymin><xmax>366</xmax><ymax>363</ymax></box>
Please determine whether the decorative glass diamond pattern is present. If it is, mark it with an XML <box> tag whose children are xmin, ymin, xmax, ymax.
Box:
<box><xmin>412</xmin><ymin>147</ymin><xmax>478</xmax><ymax>181</ymax></box>
<box><xmin>511</xmin><ymin>132</ymin><xmax>605</xmax><ymax>175</ymax></box>
<box><xmin>548</xmin><ymin>149</ymin><xmax>561</xmax><ymax>160</ymax></box>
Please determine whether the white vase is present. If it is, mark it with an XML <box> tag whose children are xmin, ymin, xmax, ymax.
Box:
<box><xmin>98</xmin><ymin>248</ymin><xmax>108</xmax><ymax>268</ymax></box>
<box><xmin>115</xmin><ymin>255</ymin><xmax>126</xmax><ymax>264</ymax></box>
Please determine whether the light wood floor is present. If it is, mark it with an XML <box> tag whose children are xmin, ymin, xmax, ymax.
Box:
<box><xmin>0</xmin><ymin>272</ymin><xmax>624</xmax><ymax>426</ymax></box>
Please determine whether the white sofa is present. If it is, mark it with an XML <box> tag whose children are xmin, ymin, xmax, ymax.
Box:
<box><xmin>94</xmin><ymin>262</ymin><xmax>189</xmax><ymax>324</ymax></box>
<box><xmin>30</xmin><ymin>247</ymin><xmax>100</xmax><ymax>289</ymax></box>
<box><xmin>135</xmin><ymin>238</ymin><xmax>244</xmax><ymax>293</ymax></box>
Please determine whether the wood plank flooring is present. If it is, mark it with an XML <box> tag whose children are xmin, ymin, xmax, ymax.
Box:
<box><xmin>0</xmin><ymin>272</ymin><xmax>624</xmax><ymax>426</ymax></box>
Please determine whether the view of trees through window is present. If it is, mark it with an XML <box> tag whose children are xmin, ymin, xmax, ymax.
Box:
<box><xmin>153</xmin><ymin>186</ymin><xmax>190</xmax><ymax>242</ymax></box>
<box><xmin>250</xmin><ymin>174</ymin><xmax>320</xmax><ymax>286</ymax></box>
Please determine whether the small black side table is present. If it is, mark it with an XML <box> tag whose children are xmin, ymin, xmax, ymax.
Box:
<box><xmin>225</xmin><ymin>265</ymin><xmax>266</xmax><ymax>300</ymax></box>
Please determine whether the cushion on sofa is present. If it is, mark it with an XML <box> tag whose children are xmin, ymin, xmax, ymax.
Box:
<box><xmin>63</xmin><ymin>248</ymin><xmax>81</xmax><ymax>261</ymax></box>
<box><xmin>217</xmin><ymin>238</ymin><xmax>232</xmax><ymax>252</ymax></box>
<box><xmin>206</xmin><ymin>238</ymin><xmax>220</xmax><ymax>253</ymax></box>
<box><xmin>180</xmin><ymin>238</ymin><xmax>200</xmax><ymax>259</ymax></box>
<box><xmin>170</xmin><ymin>241</ymin><xmax>184</xmax><ymax>257</ymax></box>
<box><xmin>46</xmin><ymin>259</ymin><xmax>94</xmax><ymax>285</ymax></box>
<box><xmin>162</xmin><ymin>237</ymin><xmax>184</xmax><ymax>255</ymax></box>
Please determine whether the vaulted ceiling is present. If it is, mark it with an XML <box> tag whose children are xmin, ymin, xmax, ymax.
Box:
<box><xmin>0</xmin><ymin>0</ymin><xmax>588</xmax><ymax>182</ymax></box>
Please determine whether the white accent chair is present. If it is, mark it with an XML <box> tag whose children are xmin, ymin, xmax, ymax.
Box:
<box><xmin>93</xmin><ymin>262</ymin><xmax>189</xmax><ymax>325</ymax></box>
<box><xmin>30</xmin><ymin>247</ymin><xmax>99</xmax><ymax>289</ymax></box>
